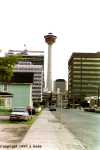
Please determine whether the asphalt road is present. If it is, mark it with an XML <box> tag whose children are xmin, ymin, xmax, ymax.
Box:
<box><xmin>51</xmin><ymin>108</ymin><xmax>100</xmax><ymax>150</ymax></box>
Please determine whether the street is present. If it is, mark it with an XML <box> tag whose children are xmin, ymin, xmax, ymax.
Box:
<box><xmin>51</xmin><ymin>108</ymin><xmax>100</xmax><ymax>150</ymax></box>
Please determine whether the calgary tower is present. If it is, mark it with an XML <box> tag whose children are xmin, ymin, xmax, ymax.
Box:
<box><xmin>44</xmin><ymin>33</ymin><xmax>57</xmax><ymax>92</ymax></box>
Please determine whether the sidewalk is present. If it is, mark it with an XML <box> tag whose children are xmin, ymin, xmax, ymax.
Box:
<box><xmin>19</xmin><ymin>109</ymin><xmax>86</xmax><ymax>150</ymax></box>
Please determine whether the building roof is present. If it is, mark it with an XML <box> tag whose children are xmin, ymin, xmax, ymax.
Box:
<box><xmin>68</xmin><ymin>52</ymin><xmax>100</xmax><ymax>65</ymax></box>
<box><xmin>55</xmin><ymin>79</ymin><xmax>65</xmax><ymax>82</ymax></box>
<box><xmin>6</xmin><ymin>50</ymin><xmax>44</xmax><ymax>65</ymax></box>
<box><xmin>0</xmin><ymin>92</ymin><xmax>13</xmax><ymax>96</ymax></box>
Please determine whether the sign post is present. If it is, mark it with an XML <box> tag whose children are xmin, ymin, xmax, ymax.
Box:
<box><xmin>57</xmin><ymin>88</ymin><xmax>62</xmax><ymax>129</ymax></box>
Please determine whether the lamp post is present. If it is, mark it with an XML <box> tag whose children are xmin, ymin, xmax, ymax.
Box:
<box><xmin>57</xmin><ymin>88</ymin><xmax>62</xmax><ymax>128</ymax></box>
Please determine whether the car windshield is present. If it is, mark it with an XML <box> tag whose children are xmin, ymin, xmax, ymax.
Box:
<box><xmin>12</xmin><ymin>108</ymin><xmax>26</xmax><ymax>112</ymax></box>
<box><xmin>13</xmin><ymin>110</ymin><xmax>25</xmax><ymax>112</ymax></box>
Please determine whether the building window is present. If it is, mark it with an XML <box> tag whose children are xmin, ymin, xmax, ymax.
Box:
<box><xmin>0</xmin><ymin>98</ymin><xmax>5</xmax><ymax>106</ymax></box>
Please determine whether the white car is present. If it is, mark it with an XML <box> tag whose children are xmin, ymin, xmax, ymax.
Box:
<box><xmin>35</xmin><ymin>107</ymin><xmax>42</xmax><ymax>113</ymax></box>
<box><xmin>10</xmin><ymin>108</ymin><xmax>30</xmax><ymax>121</ymax></box>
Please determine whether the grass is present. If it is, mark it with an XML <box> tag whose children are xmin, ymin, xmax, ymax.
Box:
<box><xmin>0</xmin><ymin>108</ymin><xmax>11</xmax><ymax>115</ymax></box>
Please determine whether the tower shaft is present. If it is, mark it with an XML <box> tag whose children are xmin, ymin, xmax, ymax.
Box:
<box><xmin>47</xmin><ymin>44</ymin><xmax>52</xmax><ymax>91</ymax></box>
<box><xmin>44</xmin><ymin>33</ymin><xmax>57</xmax><ymax>92</ymax></box>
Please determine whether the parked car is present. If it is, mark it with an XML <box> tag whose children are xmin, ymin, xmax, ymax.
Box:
<box><xmin>63</xmin><ymin>103</ymin><xmax>70</xmax><ymax>109</ymax></box>
<box><xmin>35</xmin><ymin>106</ymin><xmax>42</xmax><ymax>113</ymax></box>
<box><xmin>10</xmin><ymin>108</ymin><xmax>31</xmax><ymax>121</ymax></box>
<box><xmin>63</xmin><ymin>106</ymin><xmax>69</xmax><ymax>109</ymax></box>
<box><xmin>84</xmin><ymin>107</ymin><xmax>95</xmax><ymax>112</ymax></box>
<box><xmin>49</xmin><ymin>104</ymin><xmax>56</xmax><ymax>111</ymax></box>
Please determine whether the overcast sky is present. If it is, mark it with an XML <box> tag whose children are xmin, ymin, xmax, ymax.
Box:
<box><xmin>0</xmin><ymin>0</ymin><xmax>100</xmax><ymax>83</ymax></box>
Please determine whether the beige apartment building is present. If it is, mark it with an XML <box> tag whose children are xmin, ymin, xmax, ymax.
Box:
<box><xmin>68</xmin><ymin>52</ymin><xmax>100</xmax><ymax>104</ymax></box>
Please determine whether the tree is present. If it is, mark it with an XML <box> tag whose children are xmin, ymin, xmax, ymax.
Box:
<box><xmin>0</xmin><ymin>55</ymin><xmax>21</xmax><ymax>90</ymax></box>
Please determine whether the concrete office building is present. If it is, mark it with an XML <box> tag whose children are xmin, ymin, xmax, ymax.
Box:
<box><xmin>68</xmin><ymin>52</ymin><xmax>100</xmax><ymax>103</ymax></box>
<box><xmin>6</xmin><ymin>50</ymin><xmax>44</xmax><ymax>103</ymax></box>
<box><xmin>7</xmin><ymin>49</ymin><xmax>44</xmax><ymax>66</ymax></box>
<box><xmin>14</xmin><ymin>62</ymin><xmax>44</xmax><ymax>102</ymax></box>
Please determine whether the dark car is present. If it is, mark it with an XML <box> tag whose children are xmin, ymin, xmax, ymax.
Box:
<box><xmin>49</xmin><ymin>104</ymin><xmax>56</xmax><ymax>111</ymax></box>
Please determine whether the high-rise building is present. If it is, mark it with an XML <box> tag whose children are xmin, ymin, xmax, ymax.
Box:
<box><xmin>6</xmin><ymin>50</ymin><xmax>44</xmax><ymax>103</ymax></box>
<box><xmin>7</xmin><ymin>50</ymin><xmax>44</xmax><ymax>65</ymax></box>
<box><xmin>68</xmin><ymin>52</ymin><xmax>100</xmax><ymax>103</ymax></box>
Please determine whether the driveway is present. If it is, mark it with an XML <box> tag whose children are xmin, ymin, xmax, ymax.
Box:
<box><xmin>0</xmin><ymin>115</ymin><xmax>9</xmax><ymax>120</ymax></box>
<box><xmin>0</xmin><ymin>116</ymin><xmax>29</xmax><ymax>144</ymax></box>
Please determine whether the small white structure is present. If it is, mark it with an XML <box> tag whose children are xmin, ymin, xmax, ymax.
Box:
<box><xmin>0</xmin><ymin>92</ymin><xmax>13</xmax><ymax>109</ymax></box>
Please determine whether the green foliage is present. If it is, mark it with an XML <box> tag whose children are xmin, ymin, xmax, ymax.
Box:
<box><xmin>0</xmin><ymin>55</ymin><xmax>21</xmax><ymax>82</ymax></box>
<box><xmin>0</xmin><ymin>108</ymin><xmax>12</xmax><ymax>115</ymax></box>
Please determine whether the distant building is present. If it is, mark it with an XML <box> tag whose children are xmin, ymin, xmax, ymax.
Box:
<box><xmin>53</xmin><ymin>79</ymin><xmax>67</xmax><ymax>106</ymax></box>
<box><xmin>54</xmin><ymin>79</ymin><xmax>66</xmax><ymax>94</ymax></box>
<box><xmin>68</xmin><ymin>52</ymin><xmax>100</xmax><ymax>104</ymax></box>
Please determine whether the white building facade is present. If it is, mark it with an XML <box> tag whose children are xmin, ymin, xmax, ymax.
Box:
<box><xmin>14</xmin><ymin>62</ymin><xmax>44</xmax><ymax>103</ymax></box>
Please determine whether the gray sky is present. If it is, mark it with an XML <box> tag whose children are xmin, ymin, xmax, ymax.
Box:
<box><xmin>0</xmin><ymin>0</ymin><xmax>100</xmax><ymax>82</ymax></box>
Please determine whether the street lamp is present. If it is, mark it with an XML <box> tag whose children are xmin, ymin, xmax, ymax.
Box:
<box><xmin>57</xmin><ymin>88</ymin><xmax>63</xmax><ymax>128</ymax></box>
